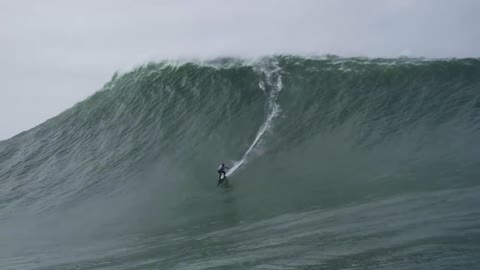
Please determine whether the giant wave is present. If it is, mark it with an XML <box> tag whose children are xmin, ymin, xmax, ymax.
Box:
<box><xmin>1</xmin><ymin>56</ymin><xmax>480</xmax><ymax>269</ymax></box>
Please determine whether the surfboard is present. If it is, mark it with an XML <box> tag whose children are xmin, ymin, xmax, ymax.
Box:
<box><xmin>217</xmin><ymin>174</ymin><xmax>228</xmax><ymax>186</ymax></box>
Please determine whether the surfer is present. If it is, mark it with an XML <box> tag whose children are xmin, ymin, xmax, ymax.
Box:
<box><xmin>217</xmin><ymin>163</ymin><xmax>229</xmax><ymax>184</ymax></box>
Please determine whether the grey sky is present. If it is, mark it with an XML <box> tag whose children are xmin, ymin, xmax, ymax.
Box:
<box><xmin>1</xmin><ymin>0</ymin><xmax>479</xmax><ymax>140</ymax></box>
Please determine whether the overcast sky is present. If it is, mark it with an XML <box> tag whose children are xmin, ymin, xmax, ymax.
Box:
<box><xmin>1</xmin><ymin>0</ymin><xmax>479</xmax><ymax>140</ymax></box>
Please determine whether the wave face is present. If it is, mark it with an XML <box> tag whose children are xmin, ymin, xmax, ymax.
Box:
<box><xmin>1</xmin><ymin>56</ymin><xmax>480</xmax><ymax>269</ymax></box>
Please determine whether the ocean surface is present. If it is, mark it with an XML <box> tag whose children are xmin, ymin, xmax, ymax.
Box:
<box><xmin>1</xmin><ymin>56</ymin><xmax>480</xmax><ymax>269</ymax></box>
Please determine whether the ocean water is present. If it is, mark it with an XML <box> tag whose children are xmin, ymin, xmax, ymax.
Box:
<box><xmin>1</xmin><ymin>56</ymin><xmax>480</xmax><ymax>269</ymax></box>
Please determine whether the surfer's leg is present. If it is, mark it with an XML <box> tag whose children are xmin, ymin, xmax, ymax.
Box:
<box><xmin>218</xmin><ymin>172</ymin><xmax>225</xmax><ymax>184</ymax></box>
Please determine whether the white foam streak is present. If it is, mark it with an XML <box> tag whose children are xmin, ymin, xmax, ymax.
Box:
<box><xmin>226</xmin><ymin>67</ymin><xmax>282</xmax><ymax>177</ymax></box>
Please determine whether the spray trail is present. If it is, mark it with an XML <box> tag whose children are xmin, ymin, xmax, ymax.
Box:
<box><xmin>227</xmin><ymin>69</ymin><xmax>282</xmax><ymax>177</ymax></box>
